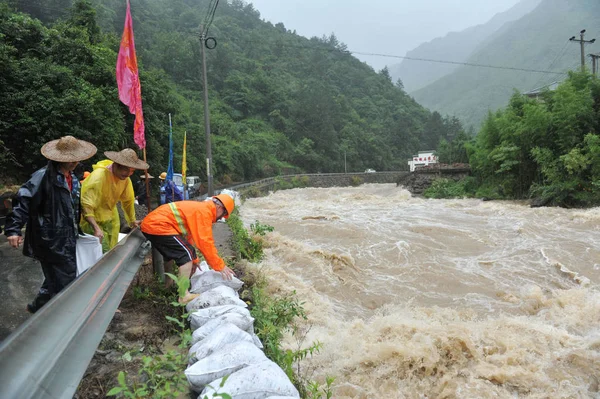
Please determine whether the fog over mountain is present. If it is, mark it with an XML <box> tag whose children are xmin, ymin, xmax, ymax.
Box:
<box><xmin>388</xmin><ymin>0</ymin><xmax>542</xmax><ymax>92</ymax></box>
<box><xmin>412</xmin><ymin>0</ymin><xmax>600</xmax><ymax>130</ymax></box>
<box><xmin>249</xmin><ymin>0</ymin><xmax>522</xmax><ymax>71</ymax></box>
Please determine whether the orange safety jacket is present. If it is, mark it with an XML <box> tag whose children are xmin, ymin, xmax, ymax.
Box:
<box><xmin>141</xmin><ymin>200</ymin><xmax>225</xmax><ymax>271</ymax></box>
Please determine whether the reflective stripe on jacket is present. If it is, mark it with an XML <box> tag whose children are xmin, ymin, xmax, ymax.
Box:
<box><xmin>141</xmin><ymin>200</ymin><xmax>225</xmax><ymax>271</ymax></box>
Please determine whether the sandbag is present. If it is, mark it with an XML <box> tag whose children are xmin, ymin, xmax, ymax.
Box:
<box><xmin>76</xmin><ymin>234</ymin><xmax>103</xmax><ymax>276</ymax></box>
<box><xmin>190</xmin><ymin>267</ymin><xmax>244</xmax><ymax>294</ymax></box>
<box><xmin>186</xmin><ymin>285</ymin><xmax>248</xmax><ymax>313</ymax></box>
<box><xmin>251</xmin><ymin>333</ymin><xmax>264</xmax><ymax>349</ymax></box>
<box><xmin>200</xmin><ymin>360</ymin><xmax>300</xmax><ymax>399</ymax></box>
<box><xmin>190</xmin><ymin>305</ymin><xmax>253</xmax><ymax>331</ymax></box>
<box><xmin>188</xmin><ymin>323</ymin><xmax>254</xmax><ymax>365</ymax></box>
<box><xmin>185</xmin><ymin>341</ymin><xmax>267</xmax><ymax>392</ymax></box>
<box><xmin>192</xmin><ymin>313</ymin><xmax>255</xmax><ymax>345</ymax></box>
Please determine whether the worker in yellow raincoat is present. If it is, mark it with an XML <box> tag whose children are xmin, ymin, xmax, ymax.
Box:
<box><xmin>80</xmin><ymin>149</ymin><xmax>149</xmax><ymax>252</ymax></box>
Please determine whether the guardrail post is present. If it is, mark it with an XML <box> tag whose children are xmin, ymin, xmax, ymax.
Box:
<box><xmin>152</xmin><ymin>247</ymin><xmax>165</xmax><ymax>283</ymax></box>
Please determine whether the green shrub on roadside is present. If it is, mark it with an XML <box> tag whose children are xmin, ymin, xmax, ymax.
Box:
<box><xmin>228</xmin><ymin>210</ymin><xmax>272</xmax><ymax>262</ymax></box>
<box><xmin>350</xmin><ymin>176</ymin><xmax>363</xmax><ymax>186</ymax></box>
<box><xmin>274</xmin><ymin>177</ymin><xmax>294</xmax><ymax>191</ymax></box>
<box><xmin>107</xmin><ymin>274</ymin><xmax>192</xmax><ymax>398</ymax></box>
<box><xmin>423</xmin><ymin>177</ymin><xmax>476</xmax><ymax>199</ymax></box>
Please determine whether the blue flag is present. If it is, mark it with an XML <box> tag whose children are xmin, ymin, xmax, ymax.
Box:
<box><xmin>166</xmin><ymin>113</ymin><xmax>174</xmax><ymax>181</ymax></box>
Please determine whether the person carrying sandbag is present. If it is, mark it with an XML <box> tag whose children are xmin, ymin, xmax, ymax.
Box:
<box><xmin>4</xmin><ymin>136</ymin><xmax>97</xmax><ymax>313</ymax></box>
<box><xmin>141</xmin><ymin>194</ymin><xmax>236</xmax><ymax>304</ymax></box>
<box><xmin>80</xmin><ymin>148</ymin><xmax>149</xmax><ymax>252</ymax></box>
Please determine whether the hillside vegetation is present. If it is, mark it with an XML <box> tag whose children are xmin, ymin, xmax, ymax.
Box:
<box><xmin>433</xmin><ymin>72</ymin><xmax>600</xmax><ymax>208</ymax></box>
<box><xmin>412</xmin><ymin>0</ymin><xmax>600</xmax><ymax>131</ymax></box>
<box><xmin>0</xmin><ymin>0</ymin><xmax>462</xmax><ymax>183</ymax></box>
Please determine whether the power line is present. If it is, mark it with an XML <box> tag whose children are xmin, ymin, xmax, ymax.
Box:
<box><xmin>349</xmin><ymin>50</ymin><xmax>566</xmax><ymax>75</ymax></box>
<box><xmin>255</xmin><ymin>41</ymin><xmax>568</xmax><ymax>76</ymax></box>
<box><xmin>6</xmin><ymin>2</ymin><xmax>571</xmax><ymax>77</ymax></box>
<box><xmin>201</xmin><ymin>0</ymin><xmax>219</xmax><ymax>37</ymax></box>
<box><xmin>531</xmin><ymin>40</ymin><xmax>571</xmax><ymax>89</ymax></box>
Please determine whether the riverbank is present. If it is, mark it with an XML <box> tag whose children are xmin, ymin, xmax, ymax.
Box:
<box><xmin>76</xmin><ymin>222</ymin><xmax>238</xmax><ymax>398</ymax></box>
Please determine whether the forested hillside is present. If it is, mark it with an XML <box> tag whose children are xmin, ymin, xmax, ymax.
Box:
<box><xmin>463</xmin><ymin>72</ymin><xmax>600</xmax><ymax>207</ymax></box>
<box><xmin>389</xmin><ymin>0</ymin><xmax>541</xmax><ymax>93</ymax></box>
<box><xmin>0</xmin><ymin>0</ymin><xmax>462</xmax><ymax>183</ymax></box>
<box><xmin>412</xmin><ymin>0</ymin><xmax>600</xmax><ymax>131</ymax></box>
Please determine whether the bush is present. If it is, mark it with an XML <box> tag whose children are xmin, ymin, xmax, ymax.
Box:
<box><xmin>423</xmin><ymin>178</ymin><xmax>472</xmax><ymax>199</ymax></box>
<box><xmin>350</xmin><ymin>176</ymin><xmax>363</xmax><ymax>186</ymax></box>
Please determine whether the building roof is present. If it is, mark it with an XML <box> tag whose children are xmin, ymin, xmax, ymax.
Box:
<box><xmin>523</xmin><ymin>81</ymin><xmax>561</xmax><ymax>97</ymax></box>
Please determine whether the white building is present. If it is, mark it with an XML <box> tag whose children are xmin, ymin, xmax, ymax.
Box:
<box><xmin>408</xmin><ymin>151</ymin><xmax>438</xmax><ymax>172</ymax></box>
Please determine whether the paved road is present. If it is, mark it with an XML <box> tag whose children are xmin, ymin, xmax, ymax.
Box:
<box><xmin>0</xmin><ymin>235</ymin><xmax>42</xmax><ymax>341</ymax></box>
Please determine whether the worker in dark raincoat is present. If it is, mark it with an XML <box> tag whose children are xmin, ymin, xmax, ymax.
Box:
<box><xmin>4</xmin><ymin>136</ymin><xmax>97</xmax><ymax>313</ymax></box>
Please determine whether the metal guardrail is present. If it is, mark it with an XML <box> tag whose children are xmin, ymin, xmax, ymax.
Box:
<box><xmin>0</xmin><ymin>229</ymin><xmax>150</xmax><ymax>399</ymax></box>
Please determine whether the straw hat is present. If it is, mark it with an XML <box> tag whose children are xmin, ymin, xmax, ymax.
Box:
<box><xmin>41</xmin><ymin>136</ymin><xmax>97</xmax><ymax>162</ymax></box>
<box><xmin>140</xmin><ymin>173</ymin><xmax>154</xmax><ymax>179</ymax></box>
<box><xmin>104</xmin><ymin>149</ymin><xmax>149</xmax><ymax>170</ymax></box>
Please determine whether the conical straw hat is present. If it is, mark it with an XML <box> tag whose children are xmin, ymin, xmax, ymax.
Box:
<box><xmin>40</xmin><ymin>136</ymin><xmax>97</xmax><ymax>162</ymax></box>
<box><xmin>104</xmin><ymin>148</ymin><xmax>149</xmax><ymax>170</ymax></box>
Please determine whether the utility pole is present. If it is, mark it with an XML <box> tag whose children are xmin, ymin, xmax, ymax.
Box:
<box><xmin>590</xmin><ymin>53</ymin><xmax>600</xmax><ymax>77</ymax></box>
<box><xmin>200</xmin><ymin>25</ymin><xmax>213</xmax><ymax>196</ymax></box>
<box><xmin>570</xmin><ymin>30</ymin><xmax>596</xmax><ymax>72</ymax></box>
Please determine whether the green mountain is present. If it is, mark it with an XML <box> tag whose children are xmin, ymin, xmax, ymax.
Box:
<box><xmin>411</xmin><ymin>0</ymin><xmax>600</xmax><ymax>131</ymax></box>
<box><xmin>0</xmin><ymin>0</ymin><xmax>462</xmax><ymax>182</ymax></box>
<box><xmin>389</xmin><ymin>0</ymin><xmax>541</xmax><ymax>93</ymax></box>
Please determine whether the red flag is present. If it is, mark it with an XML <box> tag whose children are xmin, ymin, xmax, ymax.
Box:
<box><xmin>116</xmin><ymin>0</ymin><xmax>145</xmax><ymax>149</ymax></box>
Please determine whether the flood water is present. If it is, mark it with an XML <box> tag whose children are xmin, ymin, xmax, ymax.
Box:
<box><xmin>239</xmin><ymin>184</ymin><xmax>600</xmax><ymax>398</ymax></box>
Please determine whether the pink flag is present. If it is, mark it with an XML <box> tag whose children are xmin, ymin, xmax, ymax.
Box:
<box><xmin>116</xmin><ymin>0</ymin><xmax>145</xmax><ymax>149</ymax></box>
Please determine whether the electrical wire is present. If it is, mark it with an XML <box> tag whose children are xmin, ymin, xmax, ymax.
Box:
<box><xmin>349</xmin><ymin>50</ymin><xmax>566</xmax><ymax>75</ymax></box>
<box><xmin>201</xmin><ymin>0</ymin><xmax>219</xmax><ymax>37</ymax></box>
<box><xmin>530</xmin><ymin>40</ymin><xmax>571</xmax><ymax>90</ymax></box>
<box><xmin>6</xmin><ymin>2</ymin><xmax>576</xmax><ymax>77</ymax></box>
<box><xmin>251</xmin><ymin>41</ymin><xmax>567</xmax><ymax>76</ymax></box>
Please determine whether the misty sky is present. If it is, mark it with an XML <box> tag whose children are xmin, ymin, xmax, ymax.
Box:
<box><xmin>249</xmin><ymin>0</ymin><xmax>522</xmax><ymax>70</ymax></box>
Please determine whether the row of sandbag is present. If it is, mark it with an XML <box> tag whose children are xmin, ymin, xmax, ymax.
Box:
<box><xmin>184</xmin><ymin>263</ymin><xmax>300</xmax><ymax>399</ymax></box>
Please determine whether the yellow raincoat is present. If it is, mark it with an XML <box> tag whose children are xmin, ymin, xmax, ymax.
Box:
<box><xmin>80</xmin><ymin>160</ymin><xmax>135</xmax><ymax>252</ymax></box>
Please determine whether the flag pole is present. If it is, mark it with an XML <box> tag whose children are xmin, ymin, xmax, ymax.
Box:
<box><xmin>169</xmin><ymin>113</ymin><xmax>174</xmax><ymax>201</ymax></box>
<box><xmin>182</xmin><ymin>130</ymin><xmax>187</xmax><ymax>200</ymax></box>
<box><xmin>143</xmin><ymin>149</ymin><xmax>151</xmax><ymax>210</ymax></box>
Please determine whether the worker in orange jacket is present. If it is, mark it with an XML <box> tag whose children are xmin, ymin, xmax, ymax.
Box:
<box><xmin>141</xmin><ymin>193</ymin><xmax>236</xmax><ymax>304</ymax></box>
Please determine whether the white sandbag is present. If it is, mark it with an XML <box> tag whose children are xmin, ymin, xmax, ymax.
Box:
<box><xmin>188</xmin><ymin>323</ymin><xmax>254</xmax><ymax>365</ymax></box>
<box><xmin>186</xmin><ymin>285</ymin><xmax>248</xmax><ymax>313</ymax></box>
<box><xmin>76</xmin><ymin>234</ymin><xmax>103</xmax><ymax>276</ymax></box>
<box><xmin>265</xmin><ymin>397</ymin><xmax>301</xmax><ymax>399</ymax></box>
<box><xmin>185</xmin><ymin>341</ymin><xmax>267</xmax><ymax>391</ymax></box>
<box><xmin>190</xmin><ymin>268</ymin><xmax>243</xmax><ymax>294</ymax></box>
<box><xmin>190</xmin><ymin>305</ymin><xmax>253</xmax><ymax>331</ymax></box>
<box><xmin>251</xmin><ymin>333</ymin><xmax>264</xmax><ymax>349</ymax></box>
<box><xmin>200</xmin><ymin>360</ymin><xmax>300</xmax><ymax>399</ymax></box>
<box><xmin>192</xmin><ymin>313</ymin><xmax>255</xmax><ymax>345</ymax></box>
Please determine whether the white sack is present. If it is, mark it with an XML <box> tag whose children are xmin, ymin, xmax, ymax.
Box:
<box><xmin>200</xmin><ymin>360</ymin><xmax>300</xmax><ymax>399</ymax></box>
<box><xmin>190</xmin><ymin>305</ymin><xmax>253</xmax><ymax>331</ymax></box>
<box><xmin>185</xmin><ymin>341</ymin><xmax>267</xmax><ymax>392</ymax></box>
<box><xmin>186</xmin><ymin>285</ymin><xmax>248</xmax><ymax>313</ymax></box>
<box><xmin>188</xmin><ymin>323</ymin><xmax>254</xmax><ymax>365</ymax></box>
<box><xmin>192</xmin><ymin>313</ymin><xmax>255</xmax><ymax>345</ymax></box>
<box><xmin>251</xmin><ymin>333</ymin><xmax>263</xmax><ymax>349</ymax></box>
<box><xmin>76</xmin><ymin>234</ymin><xmax>103</xmax><ymax>276</ymax></box>
<box><xmin>190</xmin><ymin>268</ymin><xmax>243</xmax><ymax>294</ymax></box>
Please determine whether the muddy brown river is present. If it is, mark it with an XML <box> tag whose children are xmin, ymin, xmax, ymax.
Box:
<box><xmin>240</xmin><ymin>184</ymin><xmax>600</xmax><ymax>398</ymax></box>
